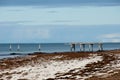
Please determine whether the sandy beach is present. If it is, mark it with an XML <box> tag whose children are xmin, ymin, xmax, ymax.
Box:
<box><xmin>1</xmin><ymin>0</ymin><xmax>120</xmax><ymax>79</ymax></box>
<box><xmin>0</xmin><ymin>50</ymin><xmax>120</xmax><ymax>80</ymax></box>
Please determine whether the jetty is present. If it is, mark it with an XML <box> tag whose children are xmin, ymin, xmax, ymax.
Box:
<box><xmin>70</xmin><ymin>42</ymin><xmax>103</xmax><ymax>52</ymax></box>
<box><xmin>8</xmin><ymin>43</ymin><xmax>103</xmax><ymax>52</ymax></box>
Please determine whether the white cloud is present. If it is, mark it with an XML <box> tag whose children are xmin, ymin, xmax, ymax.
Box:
<box><xmin>101</xmin><ymin>33</ymin><xmax>120</xmax><ymax>38</ymax></box>
<box><xmin>110</xmin><ymin>39</ymin><xmax>120</xmax><ymax>42</ymax></box>
<box><xmin>101</xmin><ymin>38</ymin><xmax>120</xmax><ymax>42</ymax></box>
<box><xmin>99</xmin><ymin>33</ymin><xmax>120</xmax><ymax>42</ymax></box>
<box><xmin>0</xmin><ymin>6</ymin><xmax>120</xmax><ymax>26</ymax></box>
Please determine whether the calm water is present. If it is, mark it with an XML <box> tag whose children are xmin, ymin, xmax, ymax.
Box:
<box><xmin>0</xmin><ymin>43</ymin><xmax>120</xmax><ymax>59</ymax></box>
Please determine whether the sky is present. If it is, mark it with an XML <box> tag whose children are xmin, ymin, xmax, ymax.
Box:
<box><xmin>0</xmin><ymin>0</ymin><xmax>120</xmax><ymax>43</ymax></box>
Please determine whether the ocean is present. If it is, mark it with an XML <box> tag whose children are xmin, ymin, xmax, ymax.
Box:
<box><xmin>0</xmin><ymin>43</ymin><xmax>120</xmax><ymax>59</ymax></box>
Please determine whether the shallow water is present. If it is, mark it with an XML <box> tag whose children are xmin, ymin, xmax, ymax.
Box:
<box><xmin>0</xmin><ymin>43</ymin><xmax>120</xmax><ymax>59</ymax></box>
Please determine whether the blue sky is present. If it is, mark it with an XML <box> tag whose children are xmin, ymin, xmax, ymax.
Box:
<box><xmin>0</xmin><ymin>0</ymin><xmax>120</xmax><ymax>43</ymax></box>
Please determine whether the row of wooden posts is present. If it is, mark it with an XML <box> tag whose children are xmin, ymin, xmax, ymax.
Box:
<box><xmin>9</xmin><ymin>44</ymin><xmax>41</xmax><ymax>51</ymax></box>
<box><xmin>8</xmin><ymin>43</ymin><xmax>103</xmax><ymax>52</ymax></box>
<box><xmin>70</xmin><ymin>43</ymin><xmax>103</xmax><ymax>52</ymax></box>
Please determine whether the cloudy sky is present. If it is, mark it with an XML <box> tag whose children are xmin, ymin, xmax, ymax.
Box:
<box><xmin>0</xmin><ymin>0</ymin><xmax>120</xmax><ymax>43</ymax></box>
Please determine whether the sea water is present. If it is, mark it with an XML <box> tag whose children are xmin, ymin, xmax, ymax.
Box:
<box><xmin>0</xmin><ymin>43</ymin><xmax>120</xmax><ymax>59</ymax></box>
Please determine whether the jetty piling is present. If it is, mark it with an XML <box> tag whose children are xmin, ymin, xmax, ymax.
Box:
<box><xmin>38</xmin><ymin>44</ymin><xmax>41</xmax><ymax>51</ymax></box>
<box><xmin>83</xmin><ymin>44</ymin><xmax>85</xmax><ymax>52</ymax></box>
<box><xmin>70</xmin><ymin>43</ymin><xmax>103</xmax><ymax>52</ymax></box>
<box><xmin>17</xmin><ymin>44</ymin><xmax>20</xmax><ymax>51</ymax></box>
<box><xmin>98</xmin><ymin>43</ymin><xmax>103</xmax><ymax>51</ymax></box>
<box><xmin>9</xmin><ymin>44</ymin><xmax>12</xmax><ymax>51</ymax></box>
<box><xmin>70</xmin><ymin>43</ymin><xmax>75</xmax><ymax>52</ymax></box>
<box><xmin>89</xmin><ymin>44</ymin><xmax>93</xmax><ymax>52</ymax></box>
<box><xmin>80</xmin><ymin>44</ymin><xmax>82</xmax><ymax>51</ymax></box>
<box><xmin>80</xmin><ymin>44</ymin><xmax>85</xmax><ymax>52</ymax></box>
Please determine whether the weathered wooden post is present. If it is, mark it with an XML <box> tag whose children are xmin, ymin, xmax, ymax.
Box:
<box><xmin>83</xmin><ymin>44</ymin><xmax>85</xmax><ymax>52</ymax></box>
<box><xmin>70</xmin><ymin>43</ymin><xmax>75</xmax><ymax>52</ymax></box>
<box><xmin>17</xmin><ymin>44</ymin><xmax>20</xmax><ymax>51</ymax></box>
<box><xmin>80</xmin><ymin>43</ymin><xmax>85</xmax><ymax>52</ymax></box>
<box><xmin>89</xmin><ymin>44</ymin><xmax>93</xmax><ymax>52</ymax></box>
<box><xmin>98</xmin><ymin>43</ymin><xmax>103</xmax><ymax>51</ymax></box>
<box><xmin>70</xmin><ymin>44</ymin><xmax>72</xmax><ymax>51</ymax></box>
<box><xmin>38</xmin><ymin>44</ymin><xmax>41</xmax><ymax>51</ymax></box>
<box><xmin>80</xmin><ymin>43</ymin><xmax>82</xmax><ymax>51</ymax></box>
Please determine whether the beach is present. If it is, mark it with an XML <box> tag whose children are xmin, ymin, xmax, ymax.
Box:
<box><xmin>0</xmin><ymin>50</ymin><xmax>120</xmax><ymax>80</ymax></box>
<box><xmin>1</xmin><ymin>0</ymin><xmax>120</xmax><ymax>79</ymax></box>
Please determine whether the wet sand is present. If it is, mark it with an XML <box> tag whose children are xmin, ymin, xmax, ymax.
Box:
<box><xmin>0</xmin><ymin>50</ymin><xmax>120</xmax><ymax>80</ymax></box>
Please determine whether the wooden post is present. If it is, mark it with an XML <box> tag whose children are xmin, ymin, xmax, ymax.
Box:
<box><xmin>80</xmin><ymin>44</ymin><xmax>85</xmax><ymax>52</ymax></box>
<box><xmin>91</xmin><ymin>44</ymin><xmax>93</xmax><ymax>52</ymax></box>
<box><xmin>9</xmin><ymin>44</ymin><xmax>12</xmax><ymax>51</ymax></box>
<box><xmin>17</xmin><ymin>44</ymin><xmax>20</xmax><ymax>51</ymax></box>
<box><xmin>38</xmin><ymin>44</ymin><xmax>41</xmax><ymax>51</ymax></box>
<box><xmin>98</xmin><ymin>43</ymin><xmax>103</xmax><ymax>51</ymax></box>
<box><xmin>70</xmin><ymin>44</ymin><xmax>72</xmax><ymax>52</ymax></box>
<box><xmin>73</xmin><ymin>44</ymin><xmax>75</xmax><ymax>52</ymax></box>
<box><xmin>80</xmin><ymin>44</ymin><xmax>82</xmax><ymax>51</ymax></box>
<box><xmin>89</xmin><ymin>44</ymin><xmax>93</xmax><ymax>52</ymax></box>
<box><xmin>83</xmin><ymin>44</ymin><xmax>85</xmax><ymax>52</ymax></box>
<box><xmin>100</xmin><ymin>43</ymin><xmax>103</xmax><ymax>51</ymax></box>
<box><xmin>70</xmin><ymin>43</ymin><xmax>75</xmax><ymax>52</ymax></box>
<box><xmin>89</xmin><ymin>44</ymin><xmax>91</xmax><ymax>51</ymax></box>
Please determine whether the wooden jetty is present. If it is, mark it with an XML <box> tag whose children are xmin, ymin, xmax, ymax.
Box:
<box><xmin>70</xmin><ymin>42</ymin><xmax>103</xmax><ymax>52</ymax></box>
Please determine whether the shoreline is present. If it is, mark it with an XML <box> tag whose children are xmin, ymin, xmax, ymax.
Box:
<box><xmin>0</xmin><ymin>49</ymin><xmax>120</xmax><ymax>80</ymax></box>
<box><xmin>0</xmin><ymin>49</ymin><xmax>120</xmax><ymax>70</ymax></box>
<box><xmin>1</xmin><ymin>49</ymin><xmax>119</xmax><ymax>56</ymax></box>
